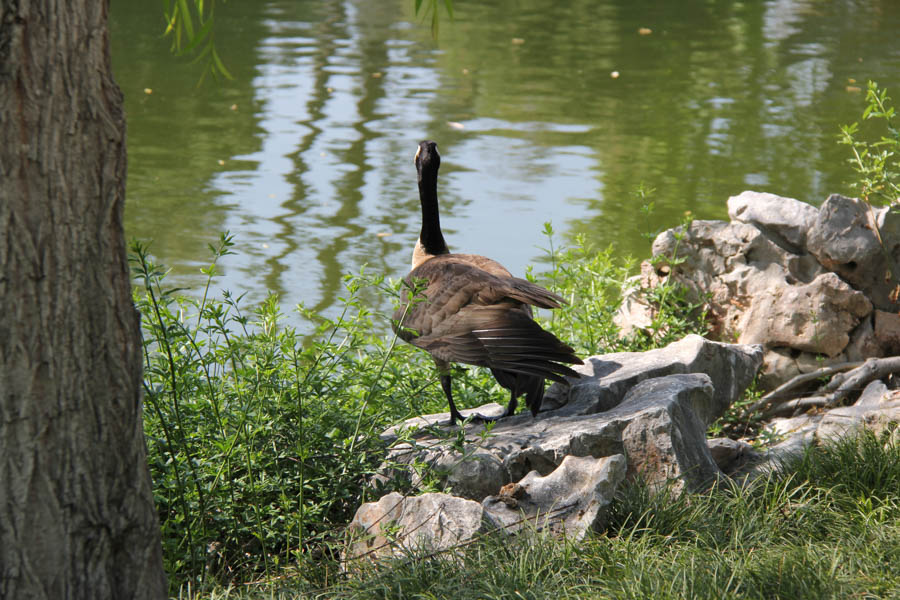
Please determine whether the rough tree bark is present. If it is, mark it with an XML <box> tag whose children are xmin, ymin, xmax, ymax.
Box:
<box><xmin>0</xmin><ymin>1</ymin><xmax>167</xmax><ymax>598</ymax></box>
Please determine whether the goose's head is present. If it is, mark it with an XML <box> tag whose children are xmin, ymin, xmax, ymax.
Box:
<box><xmin>415</xmin><ymin>140</ymin><xmax>440</xmax><ymax>180</ymax></box>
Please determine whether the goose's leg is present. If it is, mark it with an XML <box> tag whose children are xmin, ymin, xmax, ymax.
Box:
<box><xmin>440</xmin><ymin>374</ymin><xmax>467</xmax><ymax>426</ymax></box>
<box><xmin>439</xmin><ymin>373</ymin><xmax>509</xmax><ymax>425</ymax></box>
<box><xmin>501</xmin><ymin>386</ymin><xmax>519</xmax><ymax>418</ymax></box>
<box><xmin>438</xmin><ymin>361</ymin><xmax>515</xmax><ymax>425</ymax></box>
<box><xmin>466</xmin><ymin>388</ymin><xmax>517</xmax><ymax>424</ymax></box>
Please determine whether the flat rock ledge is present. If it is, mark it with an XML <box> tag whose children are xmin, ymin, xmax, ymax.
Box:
<box><xmin>344</xmin><ymin>336</ymin><xmax>762</xmax><ymax>565</ymax></box>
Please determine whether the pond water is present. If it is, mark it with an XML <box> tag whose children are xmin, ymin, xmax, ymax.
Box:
<box><xmin>110</xmin><ymin>0</ymin><xmax>900</xmax><ymax>323</ymax></box>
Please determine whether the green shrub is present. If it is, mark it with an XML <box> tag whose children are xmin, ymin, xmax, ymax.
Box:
<box><xmin>133</xmin><ymin>234</ymin><xmax>458</xmax><ymax>587</ymax></box>
<box><xmin>839</xmin><ymin>81</ymin><xmax>900</xmax><ymax>205</ymax></box>
<box><xmin>530</xmin><ymin>221</ymin><xmax>709</xmax><ymax>355</ymax></box>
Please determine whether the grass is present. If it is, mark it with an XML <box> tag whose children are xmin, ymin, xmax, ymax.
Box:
<box><xmin>181</xmin><ymin>429</ymin><xmax>900</xmax><ymax>599</ymax></box>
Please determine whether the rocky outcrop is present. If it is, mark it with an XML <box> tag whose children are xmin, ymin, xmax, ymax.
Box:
<box><xmin>542</xmin><ymin>334</ymin><xmax>764</xmax><ymax>421</ymax></box>
<box><xmin>345</xmin><ymin>191</ymin><xmax>900</xmax><ymax>565</ymax></box>
<box><xmin>482</xmin><ymin>454</ymin><xmax>626</xmax><ymax>539</ymax></box>
<box><xmin>807</xmin><ymin>195</ymin><xmax>900</xmax><ymax>312</ymax></box>
<box><xmin>728</xmin><ymin>190</ymin><xmax>819</xmax><ymax>252</ymax></box>
<box><xmin>346</xmin><ymin>337</ymin><xmax>762</xmax><ymax>562</ymax></box>
<box><xmin>736</xmin><ymin>272</ymin><xmax>871</xmax><ymax>357</ymax></box>
<box><xmin>618</xmin><ymin>191</ymin><xmax>899</xmax><ymax>389</ymax></box>
<box><xmin>378</xmin><ymin>336</ymin><xmax>761</xmax><ymax>498</ymax></box>
<box><xmin>344</xmin><ymin>455</ymin><xmax>626</xmax><ymax>565</ymax></box>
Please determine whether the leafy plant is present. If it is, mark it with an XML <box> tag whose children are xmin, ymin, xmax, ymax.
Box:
<box><xmin>527</xmin><ymin>221</ymin><xmax>632</xmax><ymax>357</ymax></box>
<box><xmin>132</xmin><ymin>235</ymin><xmax>457</xmax><ymax>588</ymax></box>
<box><xmin>839</xmin><ymin>81</ymin><xmax>900</xmax><ymax>205</ymax></box>
<box><xmin>707</xmin><ymin>380</ymin><xmax>767</xmax><ymax>441</ymax></box>
<box><xmin>838</xmin><ymin>80</ymin><xmax>900</xmax><ymax>304</ymax></box>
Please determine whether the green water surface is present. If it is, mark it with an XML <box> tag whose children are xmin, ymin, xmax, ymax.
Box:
<box><xmin>110</xmin><ymin>0</ymin><xmax>900</xmax><ymax>320</ymax></box>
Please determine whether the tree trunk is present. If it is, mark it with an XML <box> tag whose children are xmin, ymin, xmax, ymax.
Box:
<box><xmin>0</xmin><ymin>1</ymin><xmax>167</xmax><ymax>598</ymax></box>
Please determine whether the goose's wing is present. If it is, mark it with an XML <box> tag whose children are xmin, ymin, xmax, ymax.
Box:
<box><xmin>391</xmin><ymin>255</ymin><xmax>581</xmax><ymax>378</ymax></box>
<box><xmin>434</xmin><ymin>254</ymin><xmax>568</xmax><ymax>309</ymax></box>
<box><xmin>411</xmin><ymin>304</ymin><xmax>582</xmax><ymax>382</ymax></box>
<box><xmin>393</xmin><ymin>256</ymin><xmax>567</xmax><ymax>335</ymax></box>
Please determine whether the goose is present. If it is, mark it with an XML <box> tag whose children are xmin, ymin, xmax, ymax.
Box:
<box><xmin>392</xmin><ymin>140</ymin><xmax>583</xmax><ymax>425</ymax></box>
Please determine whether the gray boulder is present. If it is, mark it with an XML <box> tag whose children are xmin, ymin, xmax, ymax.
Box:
<box><xmin>615</xmin><ymin>374</ymin><xmax>724</xmax><ymax>491</ymax></box>
<box><xmin>346</xmin><ymin>454</ymin><xmax>627</xmax><ymax>564</ymax></box>
<box><xmin>707</xmin><ymin>437</ymin><xmax>757</xmax><ymax>475</ymax></box>
<box><xmin>806</xmin><ymin>195</ymin><xmax>900</xmax><ymax>313</ymax></box>
<box><xmin>544</xmin><ymin>334</ymin><xmax>764</xmax><ymax>421</ymax></box>
<box><xmin>378</xmin><ymin>337</ymin><xmax>762</xmax><ymax>500</ymax></box>
<box><xmin>344</xmin><ymin>492</ymin><xmax>490</xmax><ymax>564</ymax></box>
<box><xmin>728</xmin><ymin>190</ymin><xmax>819</xmax><ymax>252</ymax></box>
<box><xmin>483</xmin><ymin>454</ymin><xmax>626</xmax><ymax>539</ymax></box>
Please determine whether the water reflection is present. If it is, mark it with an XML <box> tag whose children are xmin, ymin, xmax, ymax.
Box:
<box><xmin>111</xmin><ymin>0</ymin><xmax>900</xmax><ymax>325</ymax></box>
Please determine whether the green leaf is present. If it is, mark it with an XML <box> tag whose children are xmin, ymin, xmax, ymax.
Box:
<box><xmin>187</xmin><ymin>40</ymin><xmax>213</xmax><ymax>66</ymax></box>
<box><xmin>211</xmin><ymin>46</ymin><xmax>234</xmax><ymax>80</ymax></box>
<box><xmin>180</xmin><ymin>15</ymin><xmax>213</xmax><ymax>54</ymax></box>
<box><xmin>177</xmin><ymin>0</ymin><xmax>195</xmax><ymax>40</ymax></box>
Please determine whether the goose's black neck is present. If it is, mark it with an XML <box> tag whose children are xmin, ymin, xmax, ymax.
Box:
<box><xmin>417</xmin><ymin>141</ymin><xmax>449</xmax><ymax>256</ymax></box>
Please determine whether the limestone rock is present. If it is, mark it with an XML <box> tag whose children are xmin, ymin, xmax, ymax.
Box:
<box><xmin>616</xmin><ymin>375</ymin><xmax>724</xmax><ymax>490</ymax></box>
<box><xmin>727</xmin><ymin>190</ymin><xmax>818</xmax><ymax>251</ymax></box>
<box><xmin>757</xmin><ymin>348</ymin><xmax>800</xmax><ymax>391</ymax></box>
<box><xmin>758</xmin><ymin>416</ymin><xmax>818</xmax><ymax>463</ymax></box>
<box><xmin>807</xmin><ymin>194</ymin><xmax>900</xmax><ymax>312</ymax></box>
<box><xmin>345</xmin><ymin>492</ymin><xmax>490</xmax><ymax>563</ymax></box>
<box><xmin>754</xmin><ymin>381</ymin><xmax>900</xmax><ymax>474</ymax></box>
<box><xmin>347</xmin><ymin>455</ymin><xmax>627</xmax><ymax>563</ymax></box>
<box><xmin>874</xmin><ymin>309</ymin><xmax>900</xmax><ymax>355</ymax></box>
<box><xmin>807</xmin><ymin>195</ymin><xmax>880</xmax><ymax>269</ymax></box>
<box><xmin>856</xmin><ymin>379</ymin><xmax>890</xmax><ymax>408</ymax></box>
<box><xmin>618</xmin><ymin>192</ymin><xmax>898</xmax><ymax>389</ymax></box>
<box><xmin>736</xmin><ymin>272</ymin><xmax>872</xmax><ymax>357</ymax></box>
<box><xmin>378</xmin><ymin>341</ymin><xmax>761</xmax><ymax>500</ymax></box>
<box><xmin>757</xmin><ymin>347</ymin><xmax>855</xmax><ymax>391</ymax></box>
<box><xmin>707</xmin><ymin>437</ymin><xmax>758</xmax><ymax>475</ymax></box>
<box><xmin>613</xmin><ymin>272</ymin><xmax>658</xmax><ymax>337</ymax></box>
<box><xmin>650</xmin><ymin>218</ymin><xmax>873</xmax><ymax>356</ymax></box>
<box><xmin>816</xmin><ymin>385</ymin><xmax>900</xmax><ymax>442</ymax></box>
<box><xmin>545</xmin><ymin>334</ymin><xmax>763</xmax><ymax>422</ymax></box>
<box><xmin>652</xmin><ymin>219</ymin><xmax>825</xmax><ymax>297</ymax></box>
<box><xmin>649</xmin><ymin>219</ymin><xmax>826</xmax><ymax>343</ymax></box>
<box><xmin>844</xmin><ymin>315</ymin><xmax>882</xmax><ymax>362</ymax></box>
<box><xmin>482</xmin><ymin>454</ymin><xmax>626</xmax><ymax>539</ymax></box>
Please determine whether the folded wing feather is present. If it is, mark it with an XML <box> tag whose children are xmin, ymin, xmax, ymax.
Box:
<box><xmin>393</xmin><ymin>255</ymin><xmax>582</xmax><ymax>381</ymax></box>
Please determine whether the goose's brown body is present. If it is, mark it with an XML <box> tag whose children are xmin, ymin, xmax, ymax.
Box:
<box><xmin>393</xmin><ymin>141</ymin><xmax>582</xmax><ymax>425</ymax></box>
